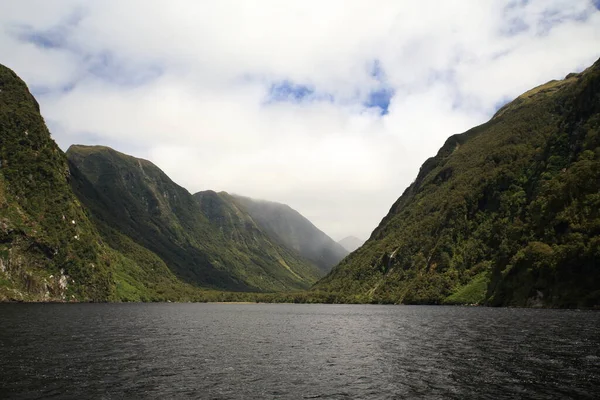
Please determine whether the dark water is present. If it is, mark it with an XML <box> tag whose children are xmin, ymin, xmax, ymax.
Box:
<box><xmin>0</xmin><ymin>304</ymin><xmax>598</xmax><ymax>399</ymax></box>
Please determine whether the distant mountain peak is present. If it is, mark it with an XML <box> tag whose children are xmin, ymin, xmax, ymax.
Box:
<box><xmin>338</xmin><ymin>236</ymin><xmax>365</xmax><ymax>253</ymax></box>
<box><xmin>229</xmin><ymin>194</ymin><xmax>349</xmax><ymax>274</ymax></box>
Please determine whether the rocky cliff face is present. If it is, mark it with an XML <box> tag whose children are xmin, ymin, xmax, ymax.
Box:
<box><xmin>317</xmin><ymin>58</ymin><xmax>600</xmax><ymax>308</ymax></box>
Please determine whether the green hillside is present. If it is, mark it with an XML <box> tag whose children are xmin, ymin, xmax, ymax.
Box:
<box><xmin>67</xmin><ymin>145</ymin><xmax>321</xmax><ymax>292</ymax></box>
<box><xmin>317</xmin><ymin>58</ymin><xmax>600</xmax><ymax>308</ymax></box>
<box><xmin>3</xmin><ymin>55</ymin><xmax>598</xmax><ymax>306</ymax></box>
<box><xmin>0</xmin><ymin>60</ymin><xmax>326</xmax><ymax>301</ymax></box>
<box><xmin>231</xmin><ymin>195</ymin><xmax>348</xmax><ymax>274</ymax></box>
<box><xmin>0</xmin><ymin>64</ymin><xmax>114</xmax><ymax>301</ymax></box>
<box><xmin>194</xmin><ymin>190</ymin><xmax>322</xmax><ymax>287</ymax></box>
<box><xmin>0</xmin><ymin>63</ymin><xmax>206</xmax><ymax>302</ymax></box>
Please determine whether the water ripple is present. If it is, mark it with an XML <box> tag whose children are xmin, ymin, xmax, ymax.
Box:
<box><xmin>0</xmin><ymin>304</ymin><xmax>598</xmax><ymax>399</ymax></box>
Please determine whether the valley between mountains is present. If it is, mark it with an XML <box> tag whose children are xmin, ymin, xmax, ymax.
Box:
<box><xmin>1</xmin><ymin>57</ymin><xmax>599</xmax><ymax>307</ymax></box>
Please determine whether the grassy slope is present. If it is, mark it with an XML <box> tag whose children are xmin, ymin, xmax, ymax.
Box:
<box><xmin>67</xmin><ymin>145</ymin><xmax>321</xmax><ymax>292</ymax></box>
<box><xmin>194</xmin><ymin>190</ymin><xmax>322</xmax><ymax>287</ymax></box>
<box><xmin>316</xmin><ymin>58</ymin><xmax>600</xmax><ymax>308</ymax></box>
<box><xmin>231</xmin><ymin>195</ymin><xmax>348</xmax><ymax>274</ymax></box>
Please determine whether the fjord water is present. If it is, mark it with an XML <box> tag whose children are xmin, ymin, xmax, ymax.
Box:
<box><xmin>0</xmin><ymin>304</ymin><xmax>598</xmax><ymax>399</ymax></box>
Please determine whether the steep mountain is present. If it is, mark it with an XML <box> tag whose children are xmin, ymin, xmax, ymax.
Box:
<box><xmin>193</xmin><ymin>190</ymin><xmax>321</xmax><ymax>282</ymax></box>
<box><xmin>67</xmin><ymin>145</ymin><xmax>321</xmax><ymax>292</ymax></box>
<box><xmin>317</xmin><ymin>58</ymin><xmax>600</xmax><ymax>308</ymax></box>
<box><xmin>0</xmin><ymin>64</ymin><xmax>114</xmax><ymax>301</ymax></box>
<box><xmin>0</xmin><ymin>63</ymin><xmax>201</xmax><ymax>302</ymax></box>
<box><xmin>230</xmin><ymin>195</ymin><xmax>348</xmax><ymax>274</ymax></box>
<box><xmin>338</xmin><ymin>236</ymin><xmax>365</xmax><ymax>253</ymax></box>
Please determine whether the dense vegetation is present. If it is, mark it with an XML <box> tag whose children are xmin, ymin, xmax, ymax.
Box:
<box><xmin>0</xmin><ymin>62</ymin><xmax>327</xmax><ymax>302</ymax></box>
<box><xmin>67</xmin><ymin>145</ymin><xmax>322</xmax><ymax>292</ymax></box>
<box><xmin>2</xmin><ymin>57</ymin><xmax>598</xmax><ymax>307</ymax></box>
<box><xmin>0</xmin><ymin>64</ymin><xmax>113</xmax><ymax>301</ymax></box>
<box><xmin>316</xmin><ymin>58</ymin><xmax>600</xmax><ymax>308</ymax></box>
<box><xmin>194</xmin><ymin>190</ymin><xmax>323</xmax><ymax>282</ymax></box>
<box><xmin>231</xmin><ymin>195</ymin><xmax>348</xmax><ymax>274</ymax></box>
<box><xmin>0</xmin><ymin>63</ymin><xmax>204</xmax><ymax>302</ymax></box>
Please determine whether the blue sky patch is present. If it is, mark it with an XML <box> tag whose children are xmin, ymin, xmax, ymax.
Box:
<box><xmin>364</xmin><ymin>88</ymin><xmax>394</xmax><ymax>115</ymax></box>
<box><xmin>268</xmin><ymin>80</ymin><xmax>315</xmax><ymax>102</ymax></box>
<box><xmin>264</xmin><ymin>80</ymin><xmax>335</xmax><ymax>104</ymax></box>
<box><xmin>364</xmin><ymin>59</ymin><xmax>394</xmax><ymax>115</ymax></box>
<box><xmin>258</xmin><ymin>60</ymin><xmax>396</xmax><ymax>115</ymax></box>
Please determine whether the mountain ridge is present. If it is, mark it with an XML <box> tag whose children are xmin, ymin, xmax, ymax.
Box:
<box><xmin>229</xmin><ymin>194</ymin><xmax>349</xmax><ymax>274</ymax></box>
<box><xmin>338</xmin><ymin>236</ymin><xmax>364</xmax><ymax>253</ymax></box>
<box><xmin>67</xmin><ymin>144</ymin><xmax>323</xmax><ymax>292</ymax></box>
<box><xmin>2</xmin><ymin>57</ymin><xmax>598</xmax><ymax>306</ymax></box>
<box><xmin>316</xmin><ymin>57</ymin><xmax>600</xmax><ymax>308</ymax></box>
<box><xmin>0</xmin><ymin>65</ymin><xmax>114</xmax><ymax>301</ymax></box>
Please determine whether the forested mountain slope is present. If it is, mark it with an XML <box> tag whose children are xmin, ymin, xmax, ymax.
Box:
<box><xmin>317</xmin><ymin>58</ymin><xmax>600</xmax><ymax>308</ymax></box>
<box><xmin>194</xmin><ymin>190</ymin><xmax>321</xmax><ymax>285</ymax></box>
<box><xmin>0</xmin><ymin>63</ymin><xmax>212</xmax><ymax>302</ymax></box>
<box><xmin>0</xmin><ymin>64</ymin><xmax>113</xmax><ymax>301</ymax></box>
<box><xmin>67</xmin><ymin>145</ymin><xmax>321</xmax><ymax>292</ymax></box>
<box><xmin>231</xmin><ymin>195</ymin><xmax>348</xmax><ymax>274</ymax></box>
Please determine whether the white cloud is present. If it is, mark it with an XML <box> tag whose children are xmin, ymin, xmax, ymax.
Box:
<box><xmin>1</xmin><ymin>0</ymin><xmax>599</xmax><ymax>240</ymax></box>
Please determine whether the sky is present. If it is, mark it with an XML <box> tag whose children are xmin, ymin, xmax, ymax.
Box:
<box><xmin>1</xmin><ymin>1</ymin><xmax>600</xmax><ymax>241</ymax></box>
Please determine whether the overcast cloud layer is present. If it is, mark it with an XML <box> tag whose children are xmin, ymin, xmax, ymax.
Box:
<box><xmin>2</xmin><ymin>0</ymin><xmax>599</xmax><ymax>240</ymax></box>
